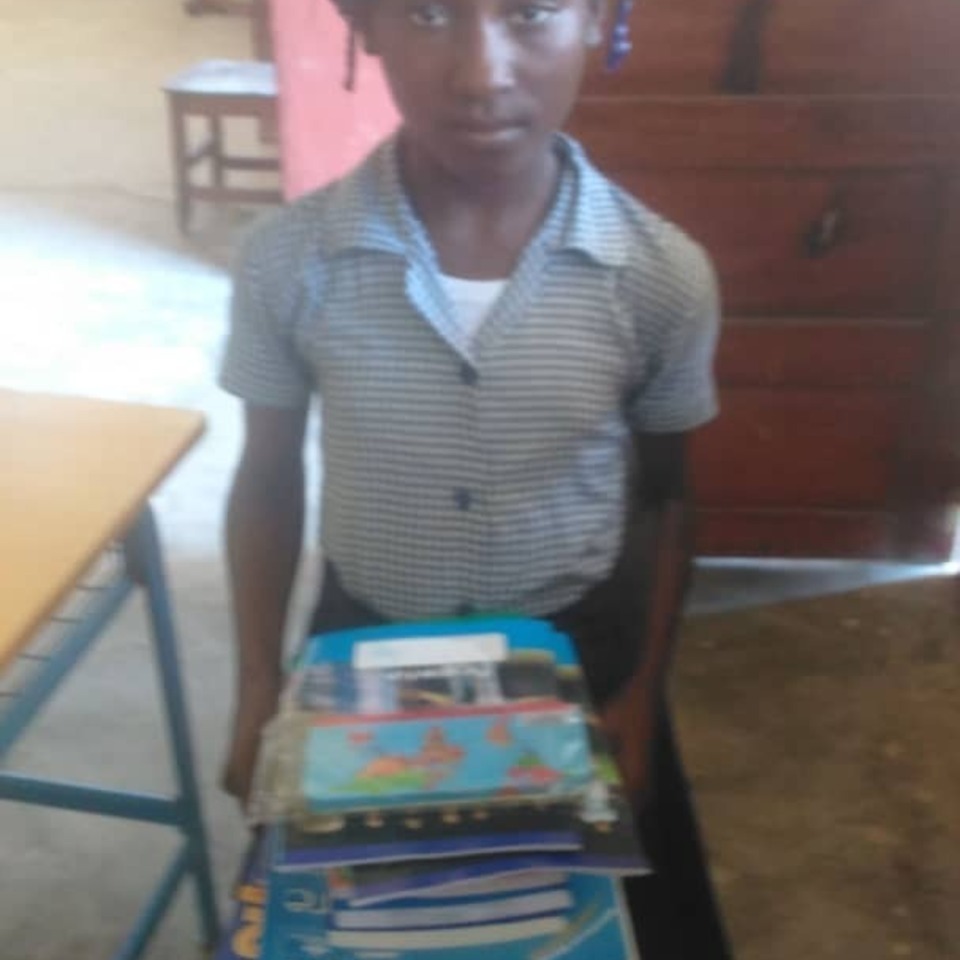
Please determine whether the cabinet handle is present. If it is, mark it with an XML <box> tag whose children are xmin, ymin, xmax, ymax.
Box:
<box><xmin>803</xmin><ymin>196</ymin><xmax>847</xmax><ymax>259</ymax></box>
<box><xmin>720</xmin><ymin>0</ymin><xmax>774</xmax><ymax>94</ymax></box>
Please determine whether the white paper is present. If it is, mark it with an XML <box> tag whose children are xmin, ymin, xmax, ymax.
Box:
<box><xmin>353</xmin><ymin>633</ymin><xmax>508</xmax><ymax>670</ymax></box>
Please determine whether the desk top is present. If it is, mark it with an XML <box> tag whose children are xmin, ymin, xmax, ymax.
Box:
<box><xmin>0</xmin><ymin>390</ymin><xmax>205</xmax><ymax>674</ymax></box>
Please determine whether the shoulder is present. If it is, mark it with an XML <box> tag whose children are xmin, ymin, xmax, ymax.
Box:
<box><xmin>232</xmin><ymin>141</ymin><xmax>391</xmax><ymax>296</ymax></box>
<box><xmin>613</xmin><ymin>189</ymin><xmax>716</xmax><ymax>321</ymax></box>
<box><xmin>565</xmin><ymin>138</ymin><xmax>718</xmax><ymax>319</ymax></box>
<box><xmin>232</xmin><ymin>181</ymin><xmax>337</xmax><ymax>288</ymax></box>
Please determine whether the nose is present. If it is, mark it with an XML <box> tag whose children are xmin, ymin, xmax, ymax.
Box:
<box><xmin>450</xmin><ymin>20</ymin><xmax>515</xmax><ymax>100</ymax></box>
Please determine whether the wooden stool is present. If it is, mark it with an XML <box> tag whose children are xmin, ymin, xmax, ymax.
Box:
<box><xmin>163</xmin><ymin>59</ymin><xmax>282</xmax><ymax>232</ymax></box>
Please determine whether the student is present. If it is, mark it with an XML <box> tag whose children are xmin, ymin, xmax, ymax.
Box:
<box><xmin>219</xmin><ymin>1</ymin><xmax>732</xmax><ymax>956</ymax></box>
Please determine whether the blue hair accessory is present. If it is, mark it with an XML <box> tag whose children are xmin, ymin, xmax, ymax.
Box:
<box><xmin>605</xmin><ymin>0</ymin><xmax>634</xmax><ymax>72</ymax></box>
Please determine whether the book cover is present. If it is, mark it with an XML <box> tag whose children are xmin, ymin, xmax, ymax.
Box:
<box><xmin>336</xmin><ymin>657</ymin><xmax>650</xmax><ymax>903</ymax></box>
<box><xmin>339</xmin><ymin>823</ymin><xmax>651</xmax><ymax>907</ymax></box>
<box><xmin>274</xmin><ymin>800</ymin><xmax>583</xmax><ymax>871</ymax></box>
<box><xmin>212</xmin><ymin>832</ymin><xmax>269</xmax><ymax>960</ymax></box>
<box><xmin>337</xmin><ymin>657</ymin><xmax>651</xmax><ymax>904</ymax></box>
<box><xmin>298</xmin><ymin>702</ymin><xmax>592</xmax><ymax>814</ymax></box>
<box><xmin>252</xmin><ymin>618</ymin><xmax>598</xmax><ymax>824</ymax></box>
<box><xmin>262</xmin><ymin>855</ymin><xmax>639</xmax><ymax>959</ymax></box>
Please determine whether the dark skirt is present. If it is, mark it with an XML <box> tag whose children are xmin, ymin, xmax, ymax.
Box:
<box><xmin>307</xmin><ymin>557</ymin><xmax>734</xmax><ymax>960</ymax></box>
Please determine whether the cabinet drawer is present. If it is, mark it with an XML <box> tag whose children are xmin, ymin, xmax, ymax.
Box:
<box><xmin>694</xmin><ymin>508</ymin><xmax>895</xmax><ymax>557</ymax></box>
<box><xmin>625</xmin><ymin>171</ymin><xmax>941</xmax><ymax>317</ymax></box>
<box><xmin>584</xmin><ymin>0</ymin><xmax>960</xmax><ymax>96</ymax></box>
<box><xmin>691</xmin><ymin>390</ymin><xmax>903</xmax><ymax>509</ymax></box>
<box><xmin>715</xmin><ymin>322</ymin><xmax>926</xmax><ymax>388</ymax></box>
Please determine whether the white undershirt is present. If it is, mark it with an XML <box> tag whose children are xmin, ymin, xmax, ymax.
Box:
<box><xmin>439</xmin><ymin>273</ymin><xmax>508</xmax><ymax>345</ymax></box>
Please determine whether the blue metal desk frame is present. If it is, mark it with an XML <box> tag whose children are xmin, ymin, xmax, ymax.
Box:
<box><xmin>0</xmin><ymin>505</ymin><xmax>219</xmax><ymax>959</ymax></box>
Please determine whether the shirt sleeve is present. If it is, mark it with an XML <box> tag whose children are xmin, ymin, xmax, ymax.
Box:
<box><xmin>627</xmin><ymin>239</ymin><xmax>721</xmax><ymax>434</ymax></box>
<box><xmin>218</xmin><ymin>220</ymin><xmax>313</xmax><ymax>409</ymax></box>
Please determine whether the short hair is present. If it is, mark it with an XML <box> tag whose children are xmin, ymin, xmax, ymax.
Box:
<box><xmin>336</xmin><ymin>0</ymin><xmax>634</xmax><ymax>90</ymax></box>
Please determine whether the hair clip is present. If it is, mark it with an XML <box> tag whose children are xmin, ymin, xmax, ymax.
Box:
<box><xmin>605</xmin><ymin>0</ymin><xmax>634</xmax><ymax>72</ymax></box>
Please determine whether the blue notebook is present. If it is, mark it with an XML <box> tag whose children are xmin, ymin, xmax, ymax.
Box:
<box><xmin>274</xmin><ymin>802</ymin><xmax>583</xmax><ymax>871</ymax></box>
<box><xmin>263</xmin><ymin>857</ymin><xmax>639</xmax><ymax>959</ymax></box>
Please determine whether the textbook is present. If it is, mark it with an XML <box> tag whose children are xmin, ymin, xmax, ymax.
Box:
<box><xmin>213</xmin><ymin>832</ymin><xmax>269</xmax><ymax>960</ymax></box>
<box><xmin>273</xmin><ymin>801</ymin><xmax>583</xmax><ymax>871</ymax></box>
<box><xmin>216</xmin><ymin>815</ymin><xmax>640</xmax><ymax>960</ymax></box>
<box><xmin>327</xmin><ymin>655</ymin><xmax>651</xmax><ymax>904</ymax></box>
<box><xmin>251</xmin><ymin>618</ymin><xmax>597</xmax><ymax>824</ymax></box>
<box><xmin>232</xmin><ymin>617</ymin><xmax>644</xmax><ymax>958</ymax></box>
<box><xmin>262</xmin><ymin>856</ymin><xmax>639</xmax><ymax>960</ymax></box>
<box><xmin>335</xmin><ymin>813</ymin><xmax>651</xmax><ymax>907</ymax></box>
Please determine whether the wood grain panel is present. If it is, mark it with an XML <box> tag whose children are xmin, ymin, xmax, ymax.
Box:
<box><xmin>626</xmin><ymin>171</ymin><xmax>941</xmax><ymax>316</ymax></box>
<box><xmin>583</xmin><ymin>0</ymin><xmax>740</xmax><ymax>96</ymax></box>
<box><xmin>583</xmin><ymin>0</ymin><xmax>960</xmax><ymax>96</ymax></box>
<box><xmin>764</xmin><ymin>0</ymin><xmax>960</xmax><ymax>95</ymax></box>
<box><xmin>934</xmin><ymin>174</ymin><xmax>960</xmax><ymax>316</ymax></box>
<box><xmin>691</xmin><ymin>390</ymin><xmax>903</xmax><ymax>509</ymax></box>
<box><xmin>568</xmin><ymin>98</ymin><xmax>960</xmax><ymax>171</ymax></box>
<box><xmin>715</xmin><ymin>322</ymin><xmax>927</xmax><ymax>388</ymax></box>
<box><xmin>694</xmin><ymin>508</ymin><xmax>895</xmax><ymax>558</ymax></box>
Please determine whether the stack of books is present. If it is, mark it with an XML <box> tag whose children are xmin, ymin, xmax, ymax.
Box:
<box><xmin>217</xmin><ymin>617</ymin><xmax>650</xmax><ymax>960</ymax></box>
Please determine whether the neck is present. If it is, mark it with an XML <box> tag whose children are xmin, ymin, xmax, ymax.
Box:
<box><xmin>398</xmin><ymin>133</ymin><xmax>560</xmax><ymax>220</ymax></box>
<box><xmin>397</xmin><ymin>134</ymin><xmax>562</xmax><ymax>278</ymax></box>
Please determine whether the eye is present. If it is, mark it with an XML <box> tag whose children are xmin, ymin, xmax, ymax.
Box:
<box><xmin>408</xmin><ymin>1</ymin><xmax>452</xmax><ymax>27</ymax></box>
<box><xmin>508</xmin><ymin>1</ymin><xmax>558</xmax><ymax>26</ymax></box>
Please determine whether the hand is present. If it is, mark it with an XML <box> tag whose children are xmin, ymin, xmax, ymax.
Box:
<box><xmin>599</xmin><ymin>675</ymin><xmax>657</xmax><ymax>809</ymax></box>
<box><xmin>221</xmin><ymin>681</ymin><xmax>280</xmax><ymax>808</ymax></box>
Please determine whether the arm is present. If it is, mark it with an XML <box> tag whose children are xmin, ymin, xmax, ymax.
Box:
<box><xmin>630</xmin><ymin>430</ymin><xmax>694</xmax><ymax>702</ymax></box>
<box><xmin>221</xmin><ymin>402</ymin><xmax>308</xmax><ymax>804</ymax></box>
<box><xmin>601</xmin><ymin>431</ymin><xmax>694</xmax><ymax>804</ymax></box>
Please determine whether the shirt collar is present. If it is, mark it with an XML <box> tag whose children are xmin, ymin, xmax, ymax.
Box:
<box><xmin>317</xmin><ymin>132</ymin><xmax>630</xmax><ymax>270</ymax></box>
<box><xmin>552</xmin><ymin>134</ymin><xmax>631</xmax><ymax>270</ymax></box>
<box><xmin>315</xmin><ymin>137</ymin><xmax>410</xmax><ymax>259</ymax></box>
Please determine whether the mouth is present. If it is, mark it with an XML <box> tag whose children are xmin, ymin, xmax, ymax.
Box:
<box><xmin>446</xmin><ymin>119</ymin><xmax>528</xmax><ymax>148</ymax></box>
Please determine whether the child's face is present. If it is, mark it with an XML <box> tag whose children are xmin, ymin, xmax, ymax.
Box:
<box><xmin>356</xmin><ymin>0</ymin><xmax>603</xmax><ymax>181</ymax></box>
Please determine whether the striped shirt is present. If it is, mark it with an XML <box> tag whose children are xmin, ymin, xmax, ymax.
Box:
<box><xmin>220</xmin><ymin>134</ymin><xmax>721</xmax><ymax>621</ymax></box>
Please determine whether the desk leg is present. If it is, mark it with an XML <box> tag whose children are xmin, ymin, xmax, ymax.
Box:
<box><xmin>124</xmin><ymin>508</ymin><xmax>219</xmax><ymax>949</ymax></box>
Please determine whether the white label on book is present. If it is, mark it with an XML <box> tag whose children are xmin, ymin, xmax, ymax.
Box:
<box><xmin>333</xmin><ymin>889</ymin><xmax>573</xmax><ymax>931</ymax></box>
<box><xmin>329</xmin><ymin>915</ymin><xmax>566</xmax><ymax>950</ymax></box>
<box><xmin>353</xmin><ymin>633</ymin><xmax>508</xmax><ymax>670</ymax></box>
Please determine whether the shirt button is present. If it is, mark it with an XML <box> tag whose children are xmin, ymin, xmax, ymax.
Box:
<box><xmin>460</xmin><ymin>364</ymin><xmax>479</xmax><ymax>386</ymax></box>
<box><xmin>453</xmin><ymin>488</ymin><xmax>472</xmax><ymax>511</ymax></box>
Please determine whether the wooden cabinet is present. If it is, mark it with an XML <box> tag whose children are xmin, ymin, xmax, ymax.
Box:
<box><xmin>583</xmin><ymin>0</ymin><xmax>960</xmax><ymax>96</ymax></box>
<box><xmin>571</xmin><ymin>4</ymin><xmax>960</xmax><ymax>561</ymax></box>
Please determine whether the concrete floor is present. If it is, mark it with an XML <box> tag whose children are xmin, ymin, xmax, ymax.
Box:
<box><xmin>0</xmin><ymin>2</ymin><xmax>954</xmax><ymax>959</ymax></box>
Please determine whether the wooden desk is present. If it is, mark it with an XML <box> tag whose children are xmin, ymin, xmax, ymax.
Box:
<box><xmin>0</xmin><ymin>389</ymin><xmax>218</xmax><ymax>960</ymax></box>
<box><xmin>0</xmin><ymin>391</ymin><xmax>202</xmax><ymax>670</ymax></box>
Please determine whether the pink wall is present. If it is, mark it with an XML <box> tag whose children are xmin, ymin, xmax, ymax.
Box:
<box><xmin>271</xmin><ymin>0</ymin><xmax>399</xmax><ymax>200</ymax></box>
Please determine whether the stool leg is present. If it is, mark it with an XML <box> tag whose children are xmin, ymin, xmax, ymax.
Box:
<box><xmin>210</xmin><ymin>113</ymin><xmax>225</xmax><ymax>191</ymax></box>
<box><xmin>168</xmin><ymin>100</ymin><xmax>192</xmax><ymax>233</ymax></box>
